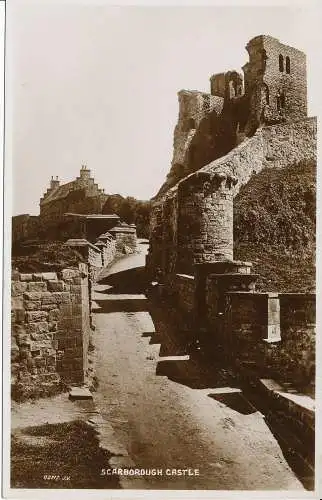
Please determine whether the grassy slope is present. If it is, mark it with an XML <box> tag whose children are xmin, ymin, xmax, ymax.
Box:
<box><xmin>11</xmin><ymin>420</ymin><xmax>120</xmax><ymax>489</ymax></box>
<box><xmin>12</xmin><ymin>241</ymin><xmax>85</xmax><ymax>273</ymax></box>
<box><xmin>234</xmin><ymin>160</ymin><xmax>316</xmax><ymax>292</ymax></box>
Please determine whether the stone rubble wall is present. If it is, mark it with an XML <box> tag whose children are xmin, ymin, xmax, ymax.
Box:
<box><xmin>276</xmin><ymin>293</ymin><xmax>315</xmax><ymax>383</ymax></box>
<box><xmin>11</xmin><ymin>267</ymin><xmax>92</xmax><ymax>400</ymax></box>
<box><xmin>224</xmin><ymin>291</ymin><xmax>315</xmax><ymax>387</ymax></box>
<box><xmin>101</xmin><ymin>239</ymin><xmax>116</xmax><ymax>267</ymax></box>
<box><xmin>173</xmin><ymin>274</ymin><xmax>195</xmax><ymax>314</ymax></box>
<box><xmin>113</xmin><ymin>230</ymin><xmax>137</xmax><ymax>254</ymax></box>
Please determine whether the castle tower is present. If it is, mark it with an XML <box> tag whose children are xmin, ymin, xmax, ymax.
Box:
<box><xmin>176</xmin><ymin>170</ymin><xmax>237</xmax><ymax>274</ymax></box>
<box><xmin>243</xmin><ymin>35</ymin><xmax>307</xmax><ymax>126</ymax></box>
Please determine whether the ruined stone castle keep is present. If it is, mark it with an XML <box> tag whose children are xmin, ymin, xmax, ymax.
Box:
<box><xmin>147</xmin><ymin>35</ymin><xmax>316</xmax><ymax>279</ymax></box>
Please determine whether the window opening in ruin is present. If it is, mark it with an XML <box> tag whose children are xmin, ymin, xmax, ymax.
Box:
<box><xmin>277</xmin><ymin>92</ymin><xmax>285</xmax><ymax>111</ymax></box>
<box><xmin>280</xmin><ymin>93</ymin><xmax>285</xmax><ymax>108</ymax></box>
<box><xmin>262</xmin><ymin>84</ymin><xmax>269</xmax><ymax>105</ymax></box>
<box><xmin>279</xmin><ymin>54</ymin><xmax>284</xmax><ymax>72</ymax></box>
<box><xmin>229</xmin><ymin>80</ymin><xmax>236</xmax><ymax>98</ymax></box>
<box><xmin>286</xmin><ymin>56</ymin><xmax>290</xmax><ymax>74</ymax></box>
<box><xmin>186</xmin><ymin>118</ymin><xmax>195</xmax><ymax>130</ymax></box>
<box><xmin>262</xmin><ymin>49</ymin><xmax>267</xmax><ymax>71</ymax></box>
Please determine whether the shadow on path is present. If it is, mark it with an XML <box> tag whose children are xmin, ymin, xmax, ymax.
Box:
<box><xmin>96</xmin><ymin>267</ymin><xmax>147</xmax><ymax>295</ymax></box>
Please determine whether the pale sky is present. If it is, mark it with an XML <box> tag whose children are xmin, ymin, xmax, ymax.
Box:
<box><xmin>7</xmin><ymin>1</ymin><xmax>321</xmax><ymax>215</ymax></box>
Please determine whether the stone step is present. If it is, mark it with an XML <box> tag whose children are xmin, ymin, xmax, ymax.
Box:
<box><xmin>69</xmin><ymin>387</ymin><xmax>93</xmax><ymax>401</ymax></box>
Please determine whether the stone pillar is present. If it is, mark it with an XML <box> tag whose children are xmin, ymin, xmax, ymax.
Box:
<box><xmin>146</xmin><ymin>201</ymin><xmax>164</xmax><ymax>280</ymax></box>
<box><xmin>266</xmin><ymin>293</ymin><xmax>281</xmax><ymax>342</ymax></box>
<box><xmin>193</xmin><ymin>260</ymin><xmax>258</xmax><ymax>358</ymax></box>
<box><xmin>177</xmin><ymin>170</ymin><xmax>237</xmax><ymax>274</ymax></box>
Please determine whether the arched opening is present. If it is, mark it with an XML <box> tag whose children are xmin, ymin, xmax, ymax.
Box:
<box><xmin>277</xmin><ymin>92</ymin><xmax>285</xmax><ymax>111</ymax></box>
<box><xmin>286</xmin><ymin>56</ymin><xmax>290</xmax><ymax>74</ymax></box>
<box><xmin>229</xmin><ymin>80</ymin><xmax>236</xmax><ymax>98</ymax></box>
<box><xmin>261</xmin><ymin>84</ymin><xmax>270</xmax><ymax>105</ymax></box>
<box><xmin>279</xmin><ymin>54</ymin><xmax>284</xmax><ymax>72</ymax></box>
<box><xmin>261</xmin><ymin>49</ymin><xmax>268</xmax><ymax>71</ymax></box>
<box><xmin>280</xmin><ymin>93</ymin><xmax>285</xmax><ymax>108</ymax></box>
<box><xmin>186</xmin><ymin>118</ymin><xmax>196</xmax><ymax>130</ymax></box>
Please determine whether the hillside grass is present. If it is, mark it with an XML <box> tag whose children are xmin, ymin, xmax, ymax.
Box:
<box><xmin>12</xmin><ymin>241</ymin><xmax>85</xmax><ymax>273</ymax></box>
<box><xmin>234</xmin><ymin>160</ymin><xmax>316</xmax><ymax>292</ymax></box>
<box><xmin>11</xmin><ymin>420</ymin><xmax>120</xmax><ymax>489</ymax></box>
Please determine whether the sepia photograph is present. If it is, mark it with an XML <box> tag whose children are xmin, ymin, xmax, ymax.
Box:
<box><xmin>3</xmin><ymin>0</ymin><xmax>321</xmax><ymax>498</ymax></box>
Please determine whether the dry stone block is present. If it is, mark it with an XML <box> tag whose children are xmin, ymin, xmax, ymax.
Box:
<box><xmin>30</xmin><ymin>332</ymin><xmax>53</xmax><ymax>342</ymax></box>
<box><xmin>61</xmin><ymin>269</ymin><xmax>80</xmax><ymax>280</ymax></box>
<box><xmin>23</xmin><ymin>292</ymin><xmax>43</xmax><ymax>301</ymax></box>
<box><xmin>48</xmin><ymin>280</ymin><xmax>64</xmax><ymax>292</ymax></box>
<box><xmin>24</xmin><ymin>300</ymin><xmax>41</xmax><ymax>311</ymax></box>
<box><xmin>52</xmin><ymin>292</ymin><xmax>70</xmax><ymax>304</ymax></box>
<box><xmin>11</xmin><ymin>282</ymin><xmax>28</xmax><ymax>297</ymax></box>
<box><xmin>32</xmin><ymin>273</ymin><xmax>44</xmax><ymax>281</ymax></box>
<box><xmin>48</xmin><ymin>309</ymin><xmax>60</xmax><ymax>321</ymax></box>
<box><xmin>41</xmin><ymin>294</ymin><xmax>57</xmax><ymax>305</ymax></box>
<box><xmin>27</xmin><ymin>321</ymin><xmax>49</xmax><ymax>334</ymax></box>
<box><xmin>28</xmin><ymin>282</ymin><xmax>47</xmax><ymax>292</ymax></box>
<box><xmin>20</xmin><ymin>273</ymin><xmax>33</xmax><ymax>282</ymax></box>
<box><xmin>25</xmin><ymin>311</ymin><xmax>48</xmax><ymax>322</ymax></box>
<box><xmin>41</xmin><ymin>303</ymin><xmax>58</xmax><ymax>311</ymax></box>
<box><xmin>42</xmin><ymin>272</ymin><xmax>58</xmax><ymax>281</ymax></box>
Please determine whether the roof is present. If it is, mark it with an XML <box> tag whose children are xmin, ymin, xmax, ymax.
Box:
<box><xmin>40</xmin><ymin>176</ymin><xmax>107</xmax><ymax>206</ymax></box>
<box><xmin>109</xmin><ymin>224</ymin><xmax>136</xmax><ymax>233</ymax></box>
<box><xmin>64</xmin><ymin>238</ymin><xmax>100</xmax><ymax>251</ymax></box>
<box><xmin>41</xmin><ymin>181</ymin><xmax>78</xmax><ymax>205</ymax></box>
<box><xmin>64</xmin><ymin>213</ymin><xmax>120</xmax><ymax>220</ymax></box>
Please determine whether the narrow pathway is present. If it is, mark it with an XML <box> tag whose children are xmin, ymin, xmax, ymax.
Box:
<box><xmin>92</xmin><ymin>242</ymin><xmax>304</xmax><ymax>490</ymax></box>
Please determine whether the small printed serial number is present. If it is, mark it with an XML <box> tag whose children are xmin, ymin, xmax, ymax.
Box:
<box><xmin>43</xmin><ymin>475</ymin><xmax>71</xmax><ymax>481</ymax></box>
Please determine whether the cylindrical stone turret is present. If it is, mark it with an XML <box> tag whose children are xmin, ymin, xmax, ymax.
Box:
<box><xmin>177</xmin><ymin>170</ymin><xmax>237</xmax><ymax>274</ymax></box>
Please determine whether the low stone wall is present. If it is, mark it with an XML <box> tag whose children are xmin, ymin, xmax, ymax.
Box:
<box><xmin>225</xmin><ymin>292</ymin><xmax>280</xmax><ymax>343</ymax></box>
<box><xmin>11</xmin><ymin>266</ymin><xmax>92</xmax><ymax>400</ymax></box>
<box><xmin>171</xmin><ymin>276</ymin><xmax>315</xmax><ymax>390</ymax></box>
<box><xmin>101</xmin><ymin>239</ymin><xmax>116</xmax><ymax>267</ymax></box>
<box><xmin>276</xmin><ymin>293</ymin><xmax>315</xmax><ymax>383</ymax></box>
<box><xmin>111</xmin><ymin>229</ymin><xmax>137</xmax><ymax>254</ymax></box>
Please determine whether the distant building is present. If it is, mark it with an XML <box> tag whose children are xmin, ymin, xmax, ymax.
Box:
<box><xmin>39</xmin><ymin>166</ymin><xmax>108</xmax><ymax>225</ymax></box>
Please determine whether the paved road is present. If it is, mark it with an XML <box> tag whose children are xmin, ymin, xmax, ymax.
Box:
<box><xmin>92</xmin><ymin>242</ymin><xmax>304</xmax><ymax>490</ymax></box>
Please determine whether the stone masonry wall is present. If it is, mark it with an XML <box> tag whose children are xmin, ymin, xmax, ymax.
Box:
<box><xmin>11</xmin><ymin>266</ymin><xmax>91</xmax><ymax>401</ymax></box>
<box><xmin>173</xmin><ymin>274</ymin><xmax>195</xmax><ymax>315</ymax></box>
<box><xmin>276</xmin><ymin>293</ymin><xmax>315</xmax><ymax>384</ymax></box>
<box><xmin>223</xmin><ymin>291</ymin><xmax>315</xmax><ymax>388</ymax></box>
<box><xmin>170</xmin><ymin>282</ymin><xmax>315</xmax><ymax>391</ymax></box>
<box><xmin>114</xmin><ymin>231</ymin><xmax>137</xmax><ymax>253</ymax></box>
<box><xmin>101</xmin><ymin>239</ymin><xmax>116</xmax><ymax>267</ymax></box>
<box><xmin>177</xmin><ymin>172</ymin><xmax>235</xmax><ymax>275</ymax></box>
